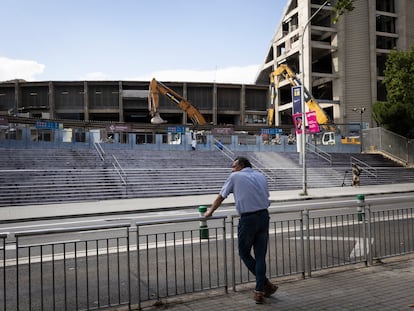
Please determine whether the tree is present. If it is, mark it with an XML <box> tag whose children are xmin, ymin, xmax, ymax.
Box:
<box><xmin>331</xmin><ymin>0</ymin><xmax>356</xmax><ymax>23</ymax></box>
<box><xmin>373</xmin><ymin>45</ymin><xmax>414</xmax><ymax>137</ymax></box>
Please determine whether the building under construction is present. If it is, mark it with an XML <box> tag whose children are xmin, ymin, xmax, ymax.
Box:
<box><xmin>256</xmin><ymin>0</ymin><xmax>414</xmax><ymax>135</ymax></box>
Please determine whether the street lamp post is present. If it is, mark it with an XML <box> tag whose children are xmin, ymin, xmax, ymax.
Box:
<box><xmin>352</xmin><ymin>107</ymin><xmax>366</xmax><ymax>153</ymax></box>
<box><xmin>299</xmin><ymin>0</ymin><xmax>330</xmax><ymax>195</ymax></box>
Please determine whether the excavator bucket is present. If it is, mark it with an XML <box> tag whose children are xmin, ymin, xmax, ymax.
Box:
<box><xmin>151</xmin><ymin>112</ymin><xmax>167</xmax><ymax>124</ymax></box>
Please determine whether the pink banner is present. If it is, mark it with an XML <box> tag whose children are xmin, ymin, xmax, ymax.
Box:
<box><xmin>293</xmin><ymin>113</ymin><xmax>303</xmax><ymax>134</ymax></box>
<box><xmin>292</xmin><ymin>111</ymin><xmax>320</xmax><ymax>134</ymax></box>
<box><xmin>306</xmin><ymin>111</ymin><xmax>320</xmax><ymax>133</ymax></box>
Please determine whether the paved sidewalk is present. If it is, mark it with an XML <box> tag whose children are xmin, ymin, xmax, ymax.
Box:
<box><xmin>141</xmin><ymin>255</ymin><xmax>414</xmax><ymax>311</ymax></box>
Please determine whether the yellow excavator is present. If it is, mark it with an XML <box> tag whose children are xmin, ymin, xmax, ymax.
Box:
<box><xmin>148</xmin><ymin>78</ymin><xmax>207</xmax><ymax>125</ymax></box>
<box><xmin>268</xmin><ymin>64</ymin><xmax>362</xmax><ymax>145</ymax></box>
<box><xmin>268</xmin><ymin>64</ymin><xmax>334</xmax><ymax>131</ymax></box>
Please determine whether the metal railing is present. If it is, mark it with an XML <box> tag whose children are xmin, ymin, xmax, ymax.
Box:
<box><xmin>3</xmin><ymin>223</ymin><xmax>132</xmax><ymax>311</ymax></box>
<box><xmin>1</xmin><ymin>201</ymin><xmax>413</xmax><ymax>310</ymax></box>
<box><xmin>363</xmin><ymin>127</ymin><xmax>414</xmax><ymax>165</ymax></box>
<box><xmin>212</xmin><ymin>143</ymin><xmax>278</xmax><ymax>187</ymax></box>
<box><xmin>307</xmin><ymin>142</ymin><xmax>332</xmax><ymax>165</ymax></box>
<box><xmin>135</xmin><ymin>216</ymin><xmax>227</xmax><ymax>310</ymax></box>
<box><xmin>93</xmin><ymin>142</ymin><xmax>105</xmax><ymax>161</ymax></box>
<box><xmin>213</xmin><ymin>138</ymin><xmax>234</xmax><ymax>161</ymax></box>
<box><xmin>245</xmin><ymin>156</ymin><xmax>278</xmax><ymax>187</ymax></box>
<box><xmin>370</xmin><ymin>207</ymin><xmax>414</xmax><ymax>260</ymax></box>
<box><xmin>94</xmin><ymin>142</ymin><xmax>127</xmax><ymax>187</ymax></box>
<box><xmin>112</xmin><ymin>154</ymin><xmax>127</xmax><ymax>186</ymax></box>
<box><xmin>230</xmin><ymin>211</ymin><xmax>306</xmax><ymax>291</ymax></box>
<box><xmin>351</xmin><ymin>156</ymin><xmax>377</xmax><ymax>180</ymax></box>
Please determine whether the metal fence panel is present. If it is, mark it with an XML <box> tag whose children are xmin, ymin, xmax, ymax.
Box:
<box><xmin>371</xmin><ymin>207</ymin><xmax>414</xmax><ymax>260</ymax></box>
<box><xmin>135</xmin><ymin>217</ymin><xmax>227</xmax><ymax>308</ymax></box>
<box><xmin>230</xmin><ymin>212</ymin><xmax>305</xmax><ymax>290</ymax></box>
<box><xmin>2</xmin><ymin>225</ymin><xmax>131</xmax><ymax>311</ymax></box>
<box><xmin>1</xmin><ymin>204</ymin><xmax>414</xmax><ymax>310</ymax></box>
<box><xmin>306</xmin><ymin>211</ymin><xmax>367</xmax><ymax>275</ymax></box>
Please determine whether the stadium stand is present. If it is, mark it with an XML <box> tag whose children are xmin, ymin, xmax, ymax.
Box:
<box><xmin>1</xmin><ymin>148</ymin><xmax>414</xmax><ymax>207</ymax></box>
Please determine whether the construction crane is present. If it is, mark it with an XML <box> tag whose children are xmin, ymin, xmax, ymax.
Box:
<box><xmin>148</xmin><ymin>78</ymin><xmax>207</xmax><ymax>125</ymax></box>
<box><xmin>268</xmin><ymin>64</ymin><xmax>333</xmax><ymax>131</ymax></box>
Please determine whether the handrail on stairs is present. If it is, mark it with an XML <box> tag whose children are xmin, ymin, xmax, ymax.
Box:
<box><xmin>306</xmin><ymin>143</ymin><xmax>332</xmax><ymax>165</ymax></box>
<box><xmin>112</xmin><ymin>154</ymin><xmax>127</xmax><ymax>186</ymax></box>
<box><xmin>94</xmin><ymin>142</ymin><xmax>105</xmax><ymax>161</ymax></box>
<box><xmin>213</xmin><ymin>138</ymin><xmax>234</xmax><ymax>161</ymax></box>
<box><xmin>213</xmin><ymin>138</ymin><xmax>277</xmax><ymax>185</ymax></box>
<box><xmin>351</xmin><ymin>156</ymin><xmax>377</xmax><ymax>179</ymax></box>
<box><xmin>94</xmin><ymin>142</ymin><xmax>127</xmax><ymax>186</ymax></box>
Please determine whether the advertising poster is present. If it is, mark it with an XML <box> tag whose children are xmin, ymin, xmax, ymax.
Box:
<box><xmin>293</xmin><ymin>111</ymin><xmax>320</xmax><ymax>134</ymax></box>
<box><xmin>306</xmin><ymin>111</ymin><xmax>320</xmax><ymax>133</ymax></box>
<box><xmin>293</xmin><ymin>113</ymin><xmax>303</xmax><ymax>134</ymax></box>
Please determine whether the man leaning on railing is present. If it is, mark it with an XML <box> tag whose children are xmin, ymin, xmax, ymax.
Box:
<box><xmin>204</xmin><ymin>156</ymin><xmax>278</xmax><ymax>304</ymax></box>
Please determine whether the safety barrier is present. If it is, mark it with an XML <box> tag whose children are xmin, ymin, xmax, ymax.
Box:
<box><xmin>364</xmin><ymin>127</ymin><xmax>414</xmax><ymax>165</ymax></box>
<box><xmin>134</xmin><ymin>217</ymin><xmax>228</xmax><ymax>310</ymax></box>
<box><xmin>1</xmin><ymin>202</ymin><xmax>413</xmax><ymax>310</ymax></box>
<box><xmin>3</xmin><ymin>224</ymin><xmax>132</xmax><ymax>310</ymax></box>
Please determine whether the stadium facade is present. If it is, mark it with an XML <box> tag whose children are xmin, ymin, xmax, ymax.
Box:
<box><xmin>0</xmin><ymin>0</ymin><xmax>413</xmax><ymax>138</ymax></box>
<box><xmin>256</xmin><ymin>0</ymin><xmax>414</xmax><ymax>135</ymax></box>
<box><xmin>0</xmin><ymin>80</ymin><xmax>269</xmax><ymax>131</ymax></box>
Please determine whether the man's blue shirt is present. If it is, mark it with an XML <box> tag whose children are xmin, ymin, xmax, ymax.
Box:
<box><xmin>219</xmin><ymin>167</ymin><xmax>270</xmax><ymax>215</ymax></box>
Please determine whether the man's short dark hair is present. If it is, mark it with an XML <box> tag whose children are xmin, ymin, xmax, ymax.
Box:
<box><xmin>234</xmin><ymin>156</ymin><xmax>252</xmax><ymax>168</ymax></box>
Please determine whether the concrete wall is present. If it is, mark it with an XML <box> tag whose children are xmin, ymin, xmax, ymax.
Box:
<box><xmin>0</xmin><ymin>127</ymin><xmax>360</xmax><ymax>153</ymax></box>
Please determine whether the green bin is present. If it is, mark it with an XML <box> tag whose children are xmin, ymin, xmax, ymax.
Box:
<box><xmin>356</xmin><ymin>194</ymin><xmax>365</xmax><ymax>221</ymax></box>
<box><xmin>198</xmin><ymin>206</ymin><xmax>209</xmax><ymax>239</ymax></box>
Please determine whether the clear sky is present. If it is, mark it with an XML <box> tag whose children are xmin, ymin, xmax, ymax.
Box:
<box><xmin>0</xmin><ymin>0</ymin><xmax>285</xmax><ymax>84</ymax></box>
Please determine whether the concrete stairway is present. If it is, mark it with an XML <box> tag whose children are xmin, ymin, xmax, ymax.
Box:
<box><xmin>0</xmin><ymin>148</ymin><xmax>101</xmax><ymax>169</ymax></box>
<box><xmin>1</xmin><ymin>148</ymin><xmax>414</xmax><ymax>207</ymax></box>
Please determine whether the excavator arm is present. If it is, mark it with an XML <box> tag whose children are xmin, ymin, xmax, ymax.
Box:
<box><xmin>148</xmin><ymin>78</ymin><xmax>206</xmax><ymax>125</ymax></box>
<box><xmin>269</xmin><ymin>64</ymin><xmax>332</xmax><ymax>130</ymax></box>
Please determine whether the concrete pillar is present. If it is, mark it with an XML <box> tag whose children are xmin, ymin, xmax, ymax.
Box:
<box><xmin>83</xmin><ymin>81</ymin><xmax>89</xmax><ymax>121</ymax></box>
<box><xmin>212</xmin><ymin>84</ymin><xmax>217</xmax><ymax>125</ymax></box>
<box><xmin>156</xmin><ymin>134</ymin><xmax>163</xmax><ymax>149</ymax></box>
<box><xmin>119</xmin><ymin>81</ymin><xmax>124</xmax><ymax>122</ymax></box>
<box><xmin>182</xmin><ymin>82</ymin><xmax>188</xmax><ymax>123</ymax></box>
<box><xmin>240</xmin><ymin>85</ymin><xmax>245</xmax><ymax>126</ymax></box>
<box><xmin>14</xmin><ymin>81</ymin><xmax>20</xmax><ymax>114</ymax></box>
<box><xmin>48</xmin><ymin>81</ymin><xmax>55</xmax><ymax>119</ymax></box>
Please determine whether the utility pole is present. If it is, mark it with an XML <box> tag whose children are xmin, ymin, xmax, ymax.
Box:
<box><xmin>353</xmin><ymin>107</ymin><xmax>366</xmax><ymax>153</ymax></box>
<box><xmin>300</xmin><ymin>0</ymin><xmax>330</xmax><ymax>195</ymax></box>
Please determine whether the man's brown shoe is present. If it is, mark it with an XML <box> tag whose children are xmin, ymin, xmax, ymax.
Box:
<box><xmin>253</xmin><ymin>290</ymin><xmax>265</xmax><ymax>304</ymax></box>
<box><xmin>264</xmin><ymin>281</ymin><xmax>278</xmax><ymax>297</ymax></box>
